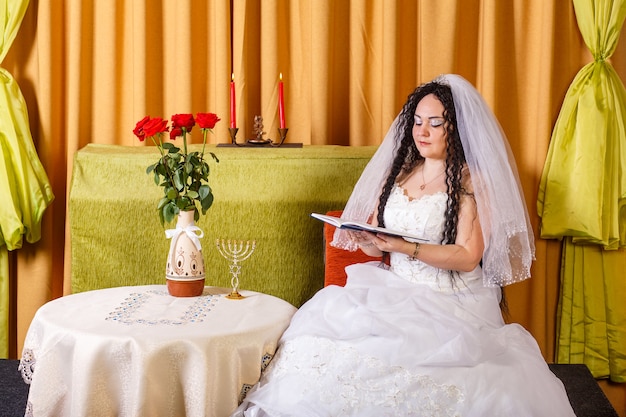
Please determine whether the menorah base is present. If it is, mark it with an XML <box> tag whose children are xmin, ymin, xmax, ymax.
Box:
<box><xmin>226</xmin><ymin>290</ymin><xmax>246</xmax><ymax>300</ymax></box>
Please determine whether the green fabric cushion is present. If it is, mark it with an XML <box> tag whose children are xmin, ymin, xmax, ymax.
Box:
<box><xmin>69</xmin><ymin>144</ymin><xmax>376</xmax><ymax>307</ymax></box>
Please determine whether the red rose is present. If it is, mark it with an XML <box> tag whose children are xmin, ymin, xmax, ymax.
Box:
<box><xmin>171</xmin><ymin>114</ymin><xmax>195</xmax><ymax>132</ymax></box>
<box><xmin>142</xmin><ymin>117</ymin><xmax>169</xmax><ymax>138</ymax></box>
<box><xmin>196</xmin><ymin>113</ymin><xmax>221</xmax><ymax>130</ymax></box>
<box><xmin>133</xmin><ymin>116</ymin><xmax>151</xmax><ymax>141</ymax></box>
<box><xmin>170</xmin><ymin>127</ymin><xmax>183</xmax><ymax>140</ymax></box>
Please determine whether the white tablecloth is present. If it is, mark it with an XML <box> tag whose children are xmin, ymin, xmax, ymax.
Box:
<box><xmin>19</xmin><ymin>285</ymin><xmax>297</xmax><ymax>417</ymax></box>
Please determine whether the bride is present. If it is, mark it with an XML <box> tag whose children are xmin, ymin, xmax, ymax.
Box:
<box><xmin>232</xmin><ymin>75</ymin><xmax>575</xmax><ymax>416</ymax></box>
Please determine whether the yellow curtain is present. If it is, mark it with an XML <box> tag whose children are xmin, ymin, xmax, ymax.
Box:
<box><xmin>0</xmin><ymin>0</ymin><xmax>54</xmax><ymax>358</ymax></box>
<box><xmin>5</xmin><ymin>0</ymin><xmax>625</xmax><ymax>397</ymax></box>
<box><xmin>538</xmin><ymin>0</ymin><xmax>626</xmax><ymax>382</ymax></box>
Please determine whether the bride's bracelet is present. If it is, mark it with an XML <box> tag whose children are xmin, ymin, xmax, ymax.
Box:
<box><xmin>408</xmin><ymin>242</ymin><xmax>421</xmax><ymax>261</ymax></box>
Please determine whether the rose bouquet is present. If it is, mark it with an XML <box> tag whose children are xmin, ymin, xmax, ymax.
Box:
<box><xmin>133</xmin><ymin>113</ymin><xmax>220</xmax><ymax>225</ymax></box>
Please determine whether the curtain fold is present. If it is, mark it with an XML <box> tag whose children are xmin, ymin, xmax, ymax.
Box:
<box><xmin>537</xmin><ymin>0</ymin><xmax>626</xmax><ymax>381</ymax></box>
<box><xmin>0</xmin><ymin>0</ymin><xmax>54</xmax><ymax>358</ymax></box>
<box><xmin>557</xmin><ymin>238</ymin><xmax>626</xmax><ymax>381</ymax></box>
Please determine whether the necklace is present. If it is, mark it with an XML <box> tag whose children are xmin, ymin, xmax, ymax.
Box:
<box><xmin>420</xmin><ymin>168</ymin><xmax>445</xmax><ymax>190</ymax></box>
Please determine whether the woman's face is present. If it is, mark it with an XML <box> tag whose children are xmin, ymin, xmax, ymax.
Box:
<box><xmin>412</xmin><ymin>94</ymin><xmax>447</xmax><ymax>160</ymax></box>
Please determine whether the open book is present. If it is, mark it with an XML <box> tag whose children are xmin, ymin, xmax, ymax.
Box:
<box><xmin>311</xmin><ymin>213</ymin><xmax>427</xmax><ymax>242</ymax></box>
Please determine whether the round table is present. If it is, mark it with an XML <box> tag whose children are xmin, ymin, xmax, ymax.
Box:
<box><xmin>19</xmin><ymin>285</ymin><xmax>297</xmax><ymax>417</ymax></box>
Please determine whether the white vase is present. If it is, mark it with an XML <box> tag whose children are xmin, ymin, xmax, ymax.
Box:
<box><xmin>165</xmin><ymin>210</ymin><xmax>206</xmax><ymax>297</ymax></box>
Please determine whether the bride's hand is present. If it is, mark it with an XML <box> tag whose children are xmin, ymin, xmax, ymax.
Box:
<box><xmin>371</xmin><ymin>234</ymin><xmax>410</xmax><ymax>254</ymax></box>
<box><xmin>348</xmin><ymin>230</ymin><xmax>377</xmax><ymax>247</ymax></box>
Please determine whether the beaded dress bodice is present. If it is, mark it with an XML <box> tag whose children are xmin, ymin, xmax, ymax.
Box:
<box><xmin>384</xmin><ymin>185</ymin><xmax>481</xmax><ymax>291</ymax></box>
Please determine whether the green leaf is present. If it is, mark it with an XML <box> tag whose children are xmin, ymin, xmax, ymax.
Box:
<box><xmin>166</xmin><ymin>188</ymin><xmax>178</xmax><ymax>200</ymax></box>
<box><xmin>185</xmin><ymin>161</ymin><xmax>193</xmax><ymax>175</ymax></box>
<box><xmin>174</xmin><ymin>171</ymin><xmax>184</xmax><ymax>190</ymax></box>
<box><xmin>201</xmin><ymin>192</ymin><xmax>214</xmax><ymax>212</ymax></box>
<box><xmin>155</xmin><ymin>163</ymin><xmax>167</xmax><ymax>176</ymax></box>
<box><xmin>163</xmin><ymin>203</ymin><xmax>178</xmax><ymax>224</ymax></box>
<box><xmin>187</xmin><ymin>190</ymin><xmax>199</xmax><ymax>199</ymax></box>
<box><xmin>158</xmin><ymin>208</ymin><xmax>165</xmax><ymax>226</ymax></box>
<box><xmin>198</xmin><ymin>185</ymin><xmax>210</xmax><ymax>200</ymax></box>
<box><xmin>162</xmin><ymin>142</ymin><xmax>178</xmax><ymax>152</ymax></box>
<box><xmin>166</xmin><ymin>158</ymin><xmax>179</xmax><ymax>171</ymax></box>
<box><xmin>157</xmin><ymin>197</ymin><xmax>169</xmax><ymax>210</ymax></box>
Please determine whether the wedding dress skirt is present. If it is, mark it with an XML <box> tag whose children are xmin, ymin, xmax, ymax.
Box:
<box><xmin>232</xmin><ymin>189</ymin><xmax>575</xmax><ymax>416</ymax></box>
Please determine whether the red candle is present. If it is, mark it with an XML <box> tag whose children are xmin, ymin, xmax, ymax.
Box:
<box><xmin>230</xmin><ymin>73</ymin><xmax>237</xmax><ymax>129</ymax></box>
<box><xmin>278</xmin><ymin>73</ymin><xmax>286</xmax><ymax>128</ymax></box>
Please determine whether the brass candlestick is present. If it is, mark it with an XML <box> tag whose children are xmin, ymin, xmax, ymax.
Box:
<box><xmin>272</xmin><ymin>128</ymin><xmax>289</xmax><ymax>147</ymax></box>
<box><xmin>228</xmin><ymin>127</ymin><xmax>239</xmax><ymax>145</ymax></box>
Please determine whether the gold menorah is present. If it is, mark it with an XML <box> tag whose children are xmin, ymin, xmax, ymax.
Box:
<box><xmin>215</xmin><ymin>239</ymin><xmax>256</xmax><ymax>300</ymax></box>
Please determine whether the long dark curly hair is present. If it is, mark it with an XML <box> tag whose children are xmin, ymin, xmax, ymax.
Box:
<box><xmin>376</xmin><ymin>80</ymin><xmax>468</xmax><ymax>283</ymax></box>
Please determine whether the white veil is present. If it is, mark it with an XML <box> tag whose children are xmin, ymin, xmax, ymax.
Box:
<box><xmin>331</xmin><ymin>74</ymin><xmax>535</xmax><ymax>287</ymax></box>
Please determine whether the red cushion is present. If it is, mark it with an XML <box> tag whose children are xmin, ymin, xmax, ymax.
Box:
<box><xmin>323</xmin><ymin>210</ymin><xmax>382</xmax><ymax>287</ymax></box>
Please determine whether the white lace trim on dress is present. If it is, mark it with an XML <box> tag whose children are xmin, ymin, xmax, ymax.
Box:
<box><xmin>269</xmin><ymin>336</ymin><xmax>464</xmax><ymax>416</ymax></box>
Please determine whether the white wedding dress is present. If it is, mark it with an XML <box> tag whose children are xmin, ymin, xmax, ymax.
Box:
<box><xmin>232</xmin><ymin>186</ymin><xmax>576</xmax><ymax>417</ymax></box>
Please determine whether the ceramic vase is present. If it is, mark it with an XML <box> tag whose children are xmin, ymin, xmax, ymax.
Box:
<box><xmin>165</xmin><ymin>210</ymin><xmax>206</xmax><ymax>297</ymax></box>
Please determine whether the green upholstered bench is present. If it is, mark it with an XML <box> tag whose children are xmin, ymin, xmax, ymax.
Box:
<box><xmin>69</xmin><ymin>144</ymin><xmax>377</xmax><ymax>307</ymax></box>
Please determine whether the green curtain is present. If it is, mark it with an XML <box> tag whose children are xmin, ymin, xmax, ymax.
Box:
<box><xmin>0</xmin><ymin>0</ymin><xmax>54</xmax><ymax>358</ymax></box>
<box><xmin>537</xmin><ymin>0</ymin><xmax>626</xmax><ymax>381</ymax></box>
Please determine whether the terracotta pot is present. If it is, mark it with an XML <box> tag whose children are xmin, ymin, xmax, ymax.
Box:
<box><xmin>166</xmin><ymin>278</ymin><xmax>205</xmax><ymax>297</ymax></box>
<box><xmin>165</xmin><ymin>210</ymin><xmax>205</xmax><ymax>297</ymax></box>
